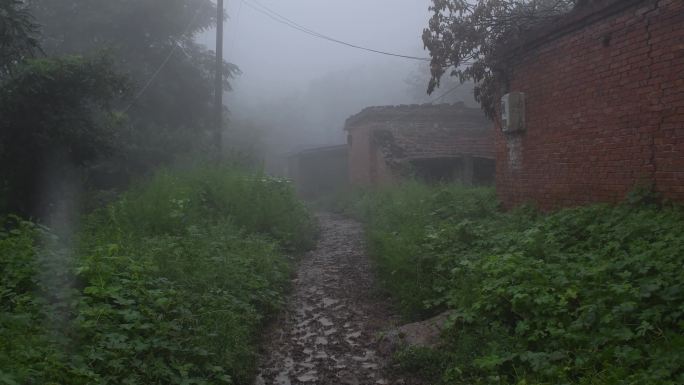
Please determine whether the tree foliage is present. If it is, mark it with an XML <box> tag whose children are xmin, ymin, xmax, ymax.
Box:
<box><xmin>29</xmin><ymin>0</ymin><xmax>240</xmax><ymax>169</ymax></box>
<box><xmin>0</xmin><ymin>1</ymin><xmax>242</xmax><ymax>215</ymax></box>
<box><xmin>405</xmin><ymin>62</ymin><xmax>478</xmax><ymax>106</ymax></box>
<box><xmin>0</xmin><ymin>0</ymin><xmax>40</xmax><ymax>76</ymax></box>
<box><xmin>0</xmin><ymin>1</ymin><xmax>131</xmax><ymax>216</ymax></box>
<box><xmin>0</xmin><ymin>54</ymin><xmax>128</xmax><ymax>215</ymax></box>
<box><xmin>422</xmin><ymin>0</ymin><xmax>579</xmax><ymax>117</ymax></box>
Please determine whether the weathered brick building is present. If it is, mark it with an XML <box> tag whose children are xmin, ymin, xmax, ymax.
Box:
<box><xmin>346</xmin><ymin>103</ymin><xmax>494</xmax><ymax>185</ymax></box>
<box><xmin>496</xmin><ymin>0</ymin><xmax>684</xmax><ymax>209</ymax></box>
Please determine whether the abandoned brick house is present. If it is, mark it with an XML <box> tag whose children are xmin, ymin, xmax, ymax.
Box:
<box><xmin>286</xmin><ymin>145</ymin><xmax>348</xmax><ymax>198</ymax></box>
<box><xmin>496</xmin><ymin>0</ymin><xmax>684</xmax><ymax>209</ymax></box>
<box><xmin>345</xmin><ymin>103</ymin><xmax>495</xmax><ymax>185</ymax></box>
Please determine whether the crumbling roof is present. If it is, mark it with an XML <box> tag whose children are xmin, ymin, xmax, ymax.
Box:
<box><xmin>345</xmin><ymin>103</ymin><xmax>490</xmax><ymax>131</ymax></box>
<box><xmin>287</xmin><ymin>144</ymin><xmax>347</xmax><ymax>158</ymax></box>
<box><xmin>345</xmin><ymin>103</ymin><xmax>494</xmax><ymax>160</ymax></box>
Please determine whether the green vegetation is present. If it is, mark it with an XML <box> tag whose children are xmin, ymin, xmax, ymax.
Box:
<box><xmin>1</xmin><ymin>0</ymin><xmax>244</xmax><ymax>217</ymax></box>
<box><xmin>0</xmin><ymin>166</ymin><xmax>314</xmax><ymax>384</ymax></box>
<box><xmin>0</xmin><ymin>54</ymin><xmax>128</xmax><ymax>215</ymax></box>
<box><xmin>0</xmin><ymin>0</ymin><xmax>40</xmax><ymax>76</ymax></box>
<box><xmin>344</xmin><ymin>182</ymin><xmax>684</xmax><ymax>385</ymax></box>
<box><xmin>32</xmin><ymin>0</ymin><xmax>241</xmax><ymax>169</ymax></box>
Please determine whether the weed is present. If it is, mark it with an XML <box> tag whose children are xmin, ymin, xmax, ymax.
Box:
<box><xmin>347</xmin><ymin>182</ymin><xmax>684</xmax><ymax>385</ymax></box>
<box><xmin>0</xmin><ymin>165</ymin><xmax>314</xmax><ymax>384</ymax></box>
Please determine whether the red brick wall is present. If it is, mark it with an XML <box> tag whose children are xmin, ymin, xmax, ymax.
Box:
<box><xmin>496</xmin><ymin>0</ymin><xmax>684</xmax><ymax>209</ymax></box>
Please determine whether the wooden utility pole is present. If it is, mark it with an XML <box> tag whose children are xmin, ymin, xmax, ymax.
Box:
<box><xmin>214</xmin><ymin>0</ymin><xmax>224</xmax><ymax>159</ymax></box>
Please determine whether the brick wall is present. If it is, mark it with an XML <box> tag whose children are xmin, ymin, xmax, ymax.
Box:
<box><xmin>346</xmin><ymin>104</ymin><xmax>493</xmax><ymax>185</ymax></box>
<box><xmin>496</xmin><ymin>0</ymin><xmax>684</xmax><ymax>209</ymax></box>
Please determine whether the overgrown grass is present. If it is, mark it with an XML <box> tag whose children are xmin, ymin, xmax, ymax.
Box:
<box><xmin>340</xmin><ymin>182</ymin><xmax>499</xmax><ymax>319</ymax></box>
<box><xmin>0</xmin><ymin>166</ymin><xmax>315</xmax><ymax>384</ymax></box>
<box><xmin>343</xmin><ymin>182</ymin><xmax>684</xmax><ymax>385</ymax></box>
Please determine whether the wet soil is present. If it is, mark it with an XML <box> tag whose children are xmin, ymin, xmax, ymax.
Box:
<box><xmin>254</xmin><ymin>213</ymin><xmax>405</xmax><ymax>385</ymax></box>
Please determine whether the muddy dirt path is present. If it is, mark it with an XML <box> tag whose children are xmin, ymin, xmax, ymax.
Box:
<box><xmin>255</xmin><ymin>212</ymin><xmax>403</xmax><ymax>385</ymax></box>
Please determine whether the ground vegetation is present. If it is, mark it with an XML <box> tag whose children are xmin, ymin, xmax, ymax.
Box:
<box><xmin>342</xmin><ymin>183</ymin><xmax>684</xmax><ymax>384</ymax></box>
<box><xmin>0</xmin><ymin>166</ymin><xmax>314</xmax><ymax>384</ymax></box>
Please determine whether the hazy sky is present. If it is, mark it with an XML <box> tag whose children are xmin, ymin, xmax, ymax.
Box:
<box><xmin>201</xmin><ymin>0</ymin><xmax>433</xmax><ymax>106</ymax></box>
<box><xmin>197</xmin><ymin>1</ymin><xmax>455</xmax><ymax>155</ymax></box>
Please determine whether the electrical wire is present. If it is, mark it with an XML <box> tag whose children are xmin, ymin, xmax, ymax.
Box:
<box><xmin>242</xmin><ymin>0</ymin><xmax>475</xmax><ymax>68</ymax></box>
<box><xmin>241</xmin><ymin>0</ymin><xmax>432</xmax><ymax>62</ymax></box>
<box><xmin>428</xmin><ymin>82</ymin><xmax>464</xmax><ymax>104</ymax></box>
<box><xmin>123</xmin><ymin>5</ymin><xmax>204</xmax><ymax>112</ymax></box>
<box><xmin>228</xmin><ymin>0</ymin><xmax>243</xmax><ymax>58</ymax></box>
<box><xmin>123</xmin><ymin>1</ymin><xmax>473</xmax><ymax>113</ymax></box>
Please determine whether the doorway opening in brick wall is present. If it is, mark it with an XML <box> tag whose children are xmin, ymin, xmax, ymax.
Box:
<box><xmin>408</xmin><ymin>156</ymin><xmax>495</xmax><ymax>185</ymax></box>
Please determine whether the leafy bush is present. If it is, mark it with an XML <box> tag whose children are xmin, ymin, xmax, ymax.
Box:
<box><xmin>0</xmin><ymin>54</ymin><xmax>127</xmax><ymax>216</ymax></box>
<box><xmin>348</xmin><ymin>182</ymin><xmax>684</xmax><ymax>385</ymax></box>
<box><xmin>0</xmin><ymin>166</ymin><xmax>314</xmax><ymax>384</ymax></box>
<box><xmin>92</xmin><ymin>166</ymin><xmax>315</xmax><ymax>251</ymax></box>
<box><xmin>0</xmin><ymin>216</ymin><xmax>87</xmax><ymax>384</ymax></box>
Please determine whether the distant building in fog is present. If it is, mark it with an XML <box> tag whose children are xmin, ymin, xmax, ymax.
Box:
<box><xmin>287</xmin><ymin>145</ymin><xmax>348</xmax><ymax>199</ymax></box>
<box><xmin>345</xmin><ymin>103</ymin><xmax>494</xmax><ymax>186</ymax></box>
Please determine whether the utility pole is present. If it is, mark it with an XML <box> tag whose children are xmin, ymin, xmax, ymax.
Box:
<box><xmin>214</xmin><ymin>0</ymin><xmax>224</xmax><ymax>160</ymax></box>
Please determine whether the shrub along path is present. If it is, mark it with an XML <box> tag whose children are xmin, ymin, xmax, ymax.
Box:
<box><xmin>255</xmin><ymin>213</ymin><xmax>405</xmax><ymax>385</ymax></box>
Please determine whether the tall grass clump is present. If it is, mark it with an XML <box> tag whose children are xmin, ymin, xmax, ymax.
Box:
<box><xmin>0</xmin><ymin>165</ymin><xmax>315</xmax><ymax>385</ymax></box>
<box><xmin>342</xmin><ymin>181</ymin><xmax>498</xmax><ymax>319</ymax></box>
<box><xmin>347</xmin><ymin>182</ymin><xmax>684</xmax><ymax>385</ymax></box>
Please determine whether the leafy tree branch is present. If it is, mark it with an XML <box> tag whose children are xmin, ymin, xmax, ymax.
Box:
<box><xmin>422</xmin><ymin>0</ymin><xmax>579</xmax><ymax>117</ymax></box>
<box><xmin>0</xmin><ymin>0</ymin><xmax>40</xmax><ymax>76</ymax></box>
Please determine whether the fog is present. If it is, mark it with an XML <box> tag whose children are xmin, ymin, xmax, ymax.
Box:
<box><xmin>6</xmin><ymin>1</ymin><xmax>681</xmax><ymax>383</ymax></box>
<box><xmin>198</xmin><ymin>0</ymin><xmax>474</xmax><ymax>160</ymax></box>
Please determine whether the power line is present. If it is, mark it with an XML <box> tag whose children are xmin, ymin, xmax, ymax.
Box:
<box><xmin>123</xmin><ymin>5</ymin><xmax>204</xmax><ymax>113</ymax></box>
<box><xmin>247</xmin><ymin>0</ymin><xmax>342</xmax><ymax>40</ymax></box>
<box><xmin>241</xmin><ymin>0</ymin><xmax>432</xmax><ymax>62</ymax></box>
<box><xmin>428</xmin><ymin>82</ymin><xmax>464</xmax><ymax>104</ymax></box>
<box><xmin>228</xmin><ymin>0</ymin><xmax>244</xmax><ymax>58</ymax></box>
<box><xmin>122</xmin><ymin>1</ymin><xmax>472</xmax><ymax>114</ymax></box>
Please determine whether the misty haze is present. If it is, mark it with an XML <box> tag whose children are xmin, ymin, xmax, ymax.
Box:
<box><xmin>1</xmin><ymin>1</ymin><xmax>683</xmax><ymax>384</ymax></box>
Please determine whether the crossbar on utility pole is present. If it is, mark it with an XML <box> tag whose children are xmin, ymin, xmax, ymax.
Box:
<box><xmin>214</xmin><ymin>0</ymin><xmax>224</xmax><ymax>160</ymax></box>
